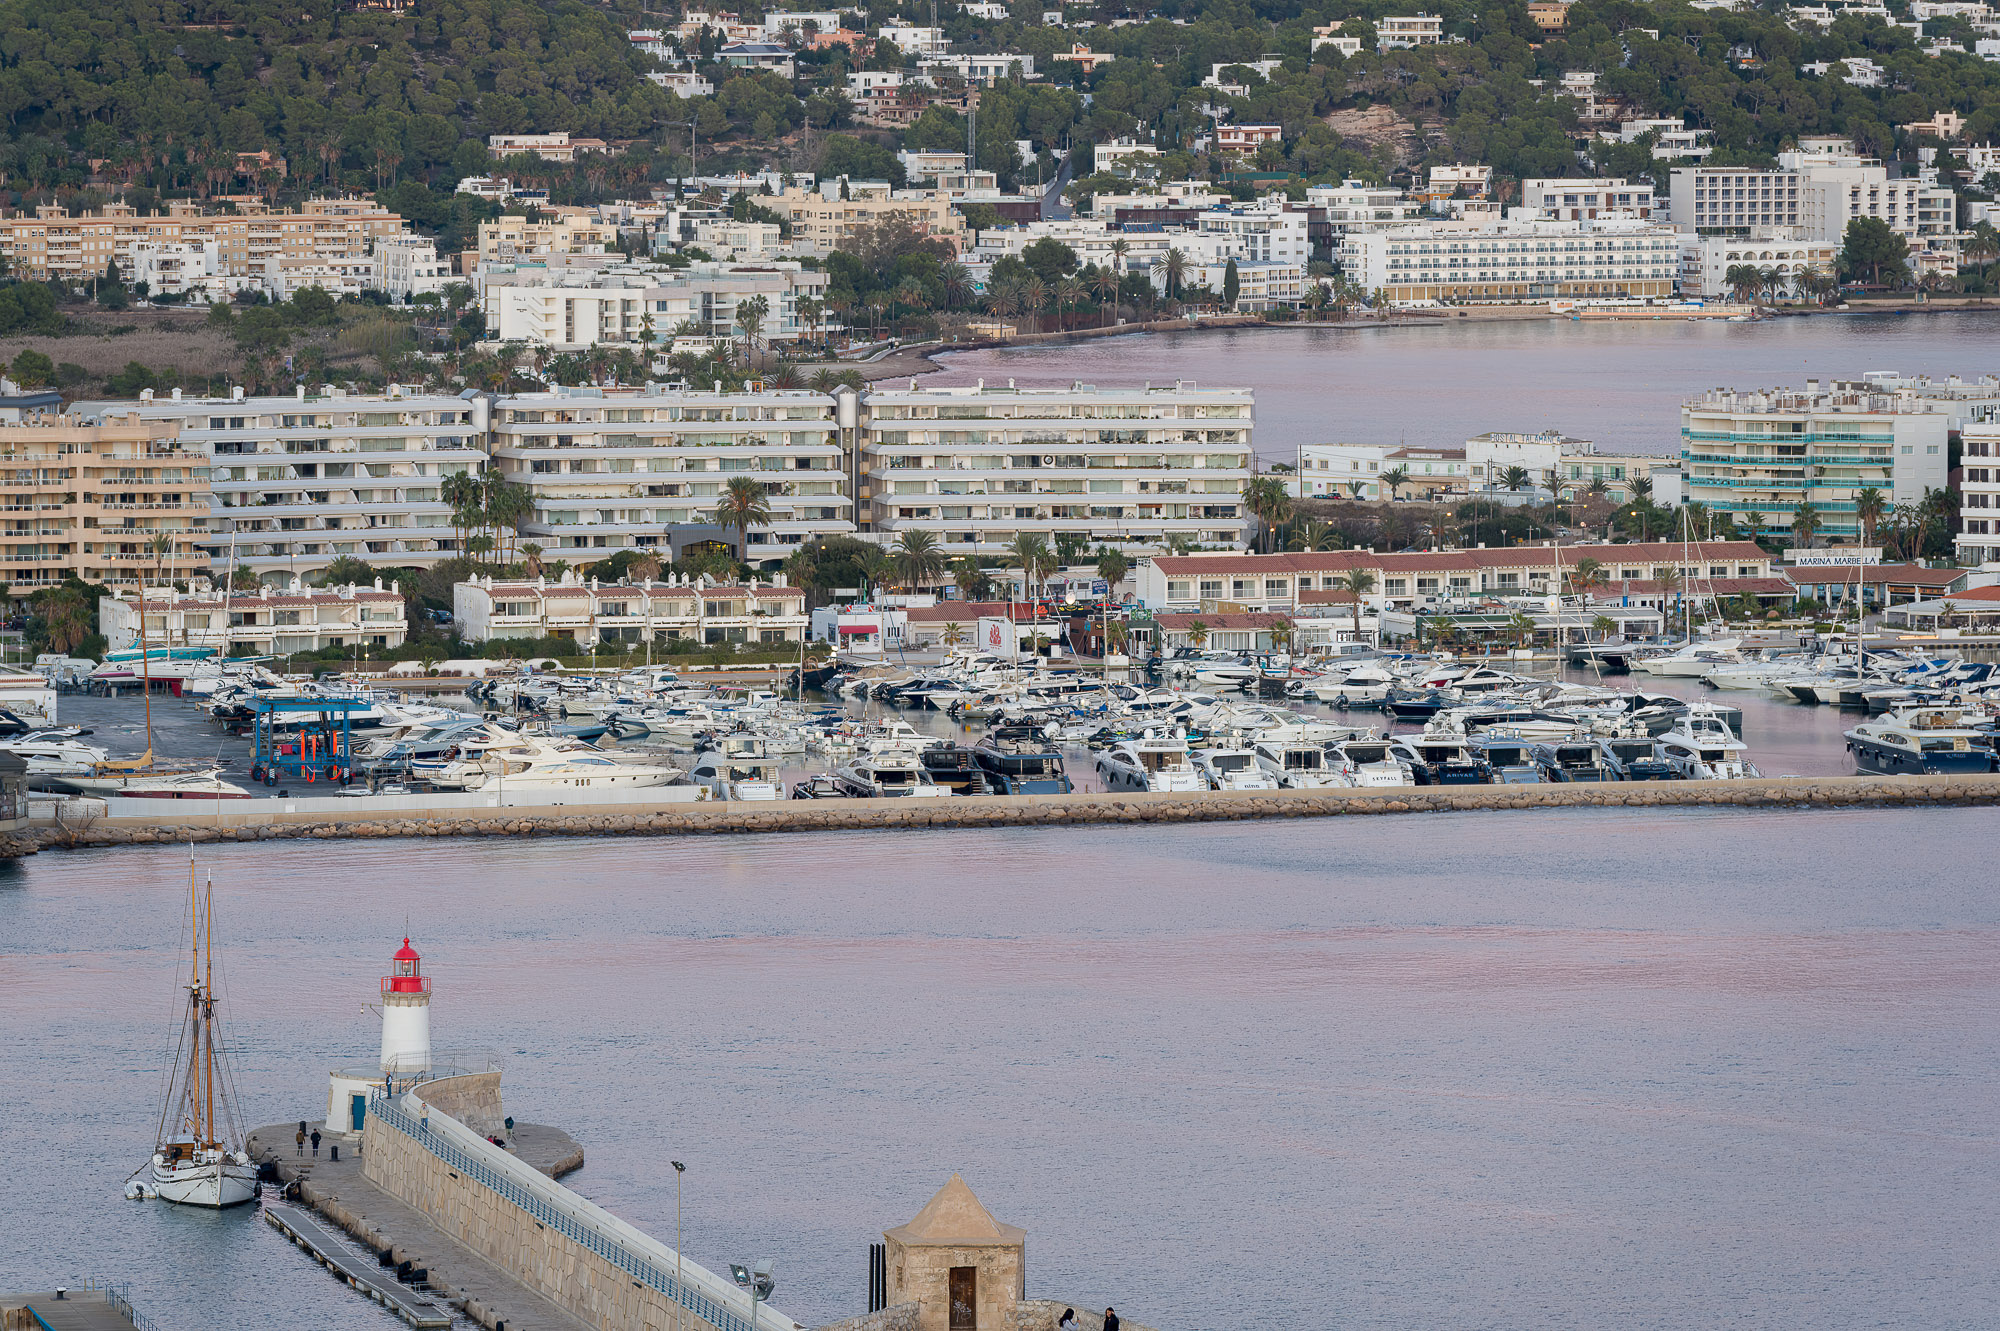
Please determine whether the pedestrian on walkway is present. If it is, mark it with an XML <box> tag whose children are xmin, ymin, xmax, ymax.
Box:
<box><xmin>1058</xmin><ymin>1310</ymin><xmax>1077</xmax><ymax>1331</ymax></box>
<box><xmin>1103</xmin><ymin>1309</ymin><xmax>1120</xmax><ymax>1331</ymax></box>
<box><xmin>310</xmin><ymin>1128</ymin><xmax>322</xmax><ymax>1157</ymax></box>
<box><xmin>295</xmin><ymin>1127</ymin><xmax>306</xmax><ymax>1156</ymax></box>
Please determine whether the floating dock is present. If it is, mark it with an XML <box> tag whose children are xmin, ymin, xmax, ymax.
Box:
<box><xmin>264</xmin><ymin>1202</ymin><xmax>452</xmax><ymax>1329</ymax></box>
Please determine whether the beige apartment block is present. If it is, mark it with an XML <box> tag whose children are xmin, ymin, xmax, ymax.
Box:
<box><xmin>768</xmin><ymin>184</ymin><xmax>963</xmax><ymax>256</ymax></box>
<box><xmin>0</xmin><ymin>197</ymin><xmax>409</xmax><ymax>284</ymax></box>
<box><xmin>475</xmin><ymin>210</ymin><xmax>621</xmax><ymax>263</ymax></box>
<box><xmin>0</xmin><ymin>411</ymin><xmax>208</xmax><ymax>592</ymax></box>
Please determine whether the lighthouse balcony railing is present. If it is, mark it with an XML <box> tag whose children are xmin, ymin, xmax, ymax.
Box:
<box><xmin>382</xmin><ymin>976</ymin><xmax>433</xmax><ymax>996</ymax></box>
<box><xmin>369</xmin><ymin>1091</ymin><xmax>774</xmax><ymax>1331</ymax></box>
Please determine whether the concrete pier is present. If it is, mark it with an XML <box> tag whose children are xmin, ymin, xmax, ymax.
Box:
<box><xmin>22</xmin><ymin>773</ymin><xmax>2000</xmax><ymax>854</ymax></box>
<box><xmin>248</xmin><ymin>1119</ymin><xmax>592</xmax><ymax>1331</ymax></box>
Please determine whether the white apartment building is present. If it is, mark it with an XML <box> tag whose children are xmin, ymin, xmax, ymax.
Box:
<box><xmin>373</xmin><ymin>235</ymin><xmax>449</xmax><ymax>303</ymax></box>
<box><xmin>877</xmin><ymin>23</ymin><xmax>949</xmax><ymax>55</ymax></box>
<box><xmin>261</xmin><ymin>254</ymin><xmax>376</xmax><ymax>301</ymax></box>
<box><xmin>918</xmin><ymin>53</ymin><xmax>1035</xmax><ymax>86</ymax></box>
<box><xmin>1378</xmin><ymin>13</ymin><xmax>1446</xmax><ymax>46</ymax></box>
<box><xmin>76</xmin><ymin>389</ymin><xmax>490</xmax><ymax>581</ymax></box>
<box><xmin>1669</xmin><ymin>165</ymin><xmax>1802</xmax><ymax>232</ymax></box>
<box><xmin>1427</xmin><ymin>164</ymin><xmax>1492</xmax><ymax>196</ymax></box>
<box><xmin>1518</xmin><ymin>177</ymin><xmax>1655</xmax><ymax>220</ymax></box>
<box><xmin>481</xmin><ymin>261</ymin><xmax>827</xmax><ymax>348</ymax></box>
<box><xmin>1340</xmin><ymin>215</ymin><xmax>1680</xmax><ymax>304</ymax></box>
<box><xmin>1186</xmin><ymin>257</ymin><xmax>1304</xmax><ymax>310</ymax></box>
<box><xmin>1956</xmin><ymin>420</ymin><xmax>2000</xmax><ymax>566</ymax></box>
<box><xmin>1293</xmin><ymin>442</ymin><xmax>1475</xmax><ymax>499</ymax></box>
<box><xmin>1678</xmin><ymin>230</ymin><xmax>1838</xmax><ymax>299</ymax></box>
<box><xmin>859</xmin><ymin>382</ymin><xmax>1253</xmax><ymax>555</ymax></box>
<box><xmin>454</xmin><ymin>571</ymin><xmax>809</xmax><ymax>647</ymax></box>
<box><xmin>100</xmin><ymin>580</ymin><xmax>409</xmax><ymax>655</ymax></box>
<box><xmin>1600</xmin><ymin>118</ymin><xmax>1713</xmax><ymax>161</ymax></box>
<box><xmin>1305</xmin><ymin>180</ymin><xmax>1423</xmax><ymax>236</ymax></box>
<box><xmin>1780</xmin><ymin>141</ymin><xmax>1957</xmax><ymax>255</ymax></box>
<box><xmin>1681</xmin><ymin>380</ymin><xmax>1953</xmax><ymax>542</ymax></box>
<box><xmin>1094</xmin><ymin>137</ymin><xmax>1162</xmax><ymax>174</ymax></box>
<box><xmin>129</xmin><ymin>241</ymin><xmax>241</xmax><ymax>302</ymax></box>
<box><xmin>487</xmin><ymin>386</ymin><xmax>851</xmax><ymax>566</ymax></box>
<box><xmin>1192</xmin><ymin>204</ymin><xmax>1311</xmax><ymax>266</ymax></box>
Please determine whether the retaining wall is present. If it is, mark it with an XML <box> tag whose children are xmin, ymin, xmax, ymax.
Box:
<box><xmin>415</xmin><ymin>1071</ymin><xmax>504</xmax><ymax>1139</ymax></box>
<box><xmin>20</xmin><ymin>774</ymin><xmax>2000</xmax><ymax>854</ymax></box>
<box><xmin>362</xmin><ymin>1093</ymin><xmax>786</xmax><ymax>1331</ymax></box>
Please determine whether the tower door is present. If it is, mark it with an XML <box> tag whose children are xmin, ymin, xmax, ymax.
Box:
<box><xmin>948</xmin><ymin>1266</ymin><xmax>976</xmax><ymax>1331</ymax></box>
<box><xmin>351</xmin><ymin>1093</ymin><xmax>367</xmax><ymax>1131</ymax></box>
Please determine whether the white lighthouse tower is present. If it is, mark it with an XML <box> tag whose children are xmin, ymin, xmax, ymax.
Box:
<box><xmin>380</xmin><ymin>937</ymin><xmax>432</xmax><ymax>1076</ymax></box>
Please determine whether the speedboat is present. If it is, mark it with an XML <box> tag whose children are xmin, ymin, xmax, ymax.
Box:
<box><xmin>1191</xmin><ymin>746</ymin><xmax>1281</xmax><ymax>791</ymax></box>
<box><xmin>689</xmin><ymin>742</ymin><xmax>784</xmax><ymax>800</ymax></box>
<box><xmin>90</xmin><ymin>645</ymin><xmax>222</xmax><ymax>686</ymax></box>
<box><xmin>1658</xmin><ymin>704</ymin><xmax>1761</xmax><ymax>779</ymax></box>
<box><xmin>1632</xmin><ymin>639</ymin><xmax>1745</xmax><ymax>677</ymax></box>
<box><xmin>1</xmin><ymin>733</ymin><xmax>109</xmax><ymax>778</ymax></box>
<box><xmin>1389</xmin><ymin>735</ymin><xmax>1489</xmax><ymax>785</ymax></box>
<box><xmin>54</xmin><ymin>768</ymin><xmax>252</xmax><ymax>799</ymax></box>
<box><xmin>1595</xmin><ymin>735</ymin><xmax>1681</xmax><ymax>781</ymax></box>
<box><xmin>1845</xmin><ymin>709</ymin><xmax>1996</xmax><ymax>776</ymax></box>
<box><xmin>1095</xmin><ymin>734</ymin><xmax>1204</xmax><ymax>792</ymax></box>
<box><xmin>1467</xmin><ymin>732</ymin><xmax>1546</xmax><ymax>783</ymax></box>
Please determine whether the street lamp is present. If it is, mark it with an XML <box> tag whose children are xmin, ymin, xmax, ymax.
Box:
<box><xmin>672</xmin><ymin>1161</ymin><xmax>686</xmax><ymax>1331</ymax></box>
<box><xmin>729</xmin><ymin>1260</ymin><xmax>775</xmax><ymax>1331</ymax></box>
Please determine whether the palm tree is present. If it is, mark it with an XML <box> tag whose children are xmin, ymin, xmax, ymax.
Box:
<box><xmin>1290</xmin><ymin>519</ymin><xmax>1342</xmax><ymax>551</ymax></box>
<box><xmin>1094</xmin><ymin>545</ymin><xmax>1129</xmax><ymax>591</ymax></box>
<box><xmin>1381</xmin><ymin>465</ymin><xmax>1411</xmax><ymax>501</ymax></box>
<box><xmin>1740</xmin><ymin>510</ymin><xmax>1765</xmax><ymax>547</ymax></box>
<box><xmin>147</xmin><ymin>531</ymin><xmax>174</xmax><ymax>589</ymax></box>
<box><xmin>952</xmin><ymin>555</ymin><xmax>991</xmax><ymax>602</ymax></box>
<box><xmin>1591</xmin><ymin>613</ymin><xmax>1619</xmax><ymax>642</ymax></box>
<box><xmin>1789</xmin><ymin>501</ymin><xmax>1823</xmax><ymax>549</ymax></box>
<box><xmin>713</xmin><ymin>475</ymin><xmax>773</xmax><ymax>559</ymax></box>
<box><xmin>629</xmin><ymin>551</ymin><xmax>663</xmax><ymax>583</ymax></box>
<box><xmin>1187</xmin><ymin>618</ymin><xmax>1209</xmax><ymax>650</ymax></box>
<box><xmin>1267</xmin><ymin>616</ymin><xmax>1295</xmax><ymax>655</ymax></box>
<box><xmin>1244</xmin><ymin>476</ymin><xmax>1292</xmax><ymax>553</ymax></box>
<box><xmin>1022</xmin><ymin>276</ymin><xmax>1048</xmax><ymax>332</ymax></box>
<box><xmin>891</xmin><ymin>529</ymin><xmax>946</xmax><ymax>591</ymax></box>
<box><xmin>1007</xmin><ymin>532</ymin><xmax>1054</xmax><ymax>601</ymax></box>
<box><xmin>1507</xmin><ymin>612</ymin><xmax>1537</xmax><ymax>649</ymax></box>
<box><xmin>1055</xmin><ymin>275</ymin><xmax>1086</xmax><ymax>331</ymax></box>
<box><xmin>1340</xmin><ymin>567</ymin><xmax>1376</xmax><ymax>641</ymax></box>
<box><xmin>1570</xmin><ymin>556</ymin><xmax>1604</xmax><ymax>598</ymax></box>
<box><xmin>734</xmin><ymin>295</ymin><xmax>770</xmax><ymax>368</ymax></box>
<box><xmin>940</xmin><ymin>620</ymin><xmax>967</xmax><ymax>649</ymax></box>
<box><xmin>441</xmin><ymin>470</ymin><xmax>481</xmax><ymax>555</ymax></box>
<box><xmin>1500</xmin><ymin>465</ymin><xmax>1532</xmax><ymax>494</ymax></box>
<box><xmin>1151</xmin><ymin>247</ymin><xmax>1189</xmax><ymax>302</ymax></box>
<box><xmin>1091</xmin><ymin>264</ymin><xmax>1120</xmax><ymax>327</ymax></box>
<box><xmin>941</xmin><ymin>264</ymin><xmax>974</xmax><ymax>310</ymax></box>
<box><xmin>521</xmin><ymin>542</ymin><xmax>547</xmax><ymax>579</ymax></box>
<box><xmin>1855</xmin><ymin>486</ymin><xmax>1887</xmax><ymax>548</ymax></box>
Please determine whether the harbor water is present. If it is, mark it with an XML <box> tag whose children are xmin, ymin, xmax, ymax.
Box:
<box><xmin>3</xmin><ymin>811</ymin><xmax>1997</xmax><ymax>1331</ymax></box>
<box><xmin>928</xmin><ymin>313</ymin><xmax>2000</xmax><ymax>462</ymax></box>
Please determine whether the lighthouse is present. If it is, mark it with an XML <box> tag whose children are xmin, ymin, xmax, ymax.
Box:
<box><xmin>380</xmin><ymin>938</ymin><xmax>432</xmax><ymax>1076</ymax></box>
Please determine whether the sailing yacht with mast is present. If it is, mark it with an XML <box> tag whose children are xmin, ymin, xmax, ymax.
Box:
<box><xmin>127</xmin><ymin>865</ymin><xmax>256</xmax><ymax>1208</ymax></box>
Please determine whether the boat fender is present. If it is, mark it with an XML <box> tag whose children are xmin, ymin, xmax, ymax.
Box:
<box><xmin>305</xmin><ymin>766</ymin><xmax>315</xmax><ymax>783</ymax></box>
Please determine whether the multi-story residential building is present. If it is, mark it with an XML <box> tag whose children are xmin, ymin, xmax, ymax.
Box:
<box><xmin>1134</xmin><ymin>541</ymin><xmax>1777</xmax><ymax>612</ymax></box>
<box><xmin>1214</xmin><ymin>125</ymin><xmax>1284</xmax><ymax>156</ymax></box>
<box><xmin>858</xmin><ymin>383</ymin><xmax>1254</xmax><ymax>556</ymax></box>
<box><xmin>1681</xmin><ymin>381</ymin><xmax>1953</xmax><ymax>542</ymax></box>
<box><xmin>373</xmin><ymin>235</ymin><xmax>450</xmax><ymax>303</ymax></box>
<box><xmin>767</xmin><ymin>181</ymin><xmax>963</xmax><ymax>256</ymax></box>
<box><xmin>1956</xmin><ymin>421</ymin><xmax>2000</xmax><ymax>566</ymax></box>
<box><xmin>75</xmin><ymin>389</ymin><xmax>486</xmax><ymax>582</ymax></box>
<box><xmin>1304</xmin><ymin>180</ymin><xmax>1423</xmax><ymax>238</ymax></box>
<box><xmin>476</xmin><ymin>211</ymin><xmax>620</xmax><ymax>263</ymax></box>
<box><xmin>480</xmin><ymin>260</ymin><xmax>827</xmax><ymax>348</ymax></box>
<box><xmin>99</xmin><ymin>581</ymin><xmax>409</xmax><ymax>656</ymax></box>
<box><xmin>1377</xmin><ymin>13</ymin><xmax>1446</xmax><ymax>46</ymax></box>
<box><xmin>1677</xmin><ymin>229</ymin><xmax>1838</xmax><ymax>299</ymax></box>
<box><xmin>716</xmin><ymin>42</ymin><xmax>796</xmax><ymax>75</ymax></box>
<box><xmin>1186</xmin><ymin>257</ymin><xmax>1304</xmax><ymax>310</ymax></box>
<box><xmin>128</xmin><ymin>241</ymin><xmax>236</xmax><ymax>302</ymax></box>
<box><xmin>917</xmin><ymin>52</ymin><xmax>1035</xmax><ymax>86</ymax></box>
<box><xmin>877</xmin><ymin>23</ymin><xmax>949</xmax><ymax>55</ymax></box>
<box><xmin>1291</xmin><ymin>443</ymin><xmax>1471</xmax><ymax>499</ymax></box>
<box><xmin>486</xmin><ymin>386</ymin><xmax>851</xmax><ymax>565</ymax></box>
<box><xmin>0</xmin><ymin>198</ymin><xmax>411</xmax><ymax>285</ymax></box>
<box><xmin>1339</xmin><ymin>216</ymin><xmax>1679</xmax><ymax>304</ymax></box>
<box><xmin>1598</xmin><ymin>118</ymin><xmax>1713</xmax><ymax>161</ymax></box>
<box><xmin>1193</xmin><ymin>203</ymin><xmax>1311</xmax><ymax>266</ymax></box>
<box><xmin>1519</xmin><ymin>177</ymin><xmax>1655</xmax><ymax>220</ymax></box>
<box><xmin>0</xmin><ymin>410</ymin><xmax>209</xmax><ymax>592</ymax></box>
<box><xmin>1668</xmin><ymin>165</ymin><xmax>1802</xmax><ymax>233</ymax></box>
<box><xmin>454</xmin><ymin>571</ymin><xmax>809</xmax><ymax>647</ymax></box>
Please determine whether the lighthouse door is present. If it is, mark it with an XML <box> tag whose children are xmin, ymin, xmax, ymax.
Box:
<box><xmin>948</xmin><ymin>1266</ymin><xmax>976</xmax><ymax>1331</ymax></box>
<box><xmin>350</xmin><ymin>1094</ymin><xmax>367</xmax><ymax>1132</ymax></box>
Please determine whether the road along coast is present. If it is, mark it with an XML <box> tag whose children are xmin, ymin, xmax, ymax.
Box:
<box><xmin>27</xmin><ymin>774</ymin><xmax>2000</xmax><ymax>852</ymax></box>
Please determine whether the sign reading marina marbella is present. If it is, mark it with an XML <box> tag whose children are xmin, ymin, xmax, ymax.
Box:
<box><xmin>1789</xmin><ymin>549</ymin><xmax>1883</xmax><ymax>568</ymax></box>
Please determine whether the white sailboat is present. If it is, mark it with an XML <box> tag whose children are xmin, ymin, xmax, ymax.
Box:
<box><xmin>127</xmin><ymin>865</ymin><xmax>257</xmax><ymax>1208</ymax></box>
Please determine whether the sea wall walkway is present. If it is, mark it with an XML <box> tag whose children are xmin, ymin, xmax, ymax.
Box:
<box><xmin>21</xmin><ymin>774</ymin><xmax>2000</xmax><ymax>852</ymax></box>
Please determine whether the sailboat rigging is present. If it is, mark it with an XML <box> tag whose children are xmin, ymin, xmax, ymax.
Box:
<box><xmin>126</xmin><ymin>863</ymin><xmax>256</xmax><ymax>1207</ymax></box>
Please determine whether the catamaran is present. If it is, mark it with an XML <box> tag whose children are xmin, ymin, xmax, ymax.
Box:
<box><xmin>126</xmin><ymin>865</ymin><xmax>256</xmax><ymax>1208</ymax></box>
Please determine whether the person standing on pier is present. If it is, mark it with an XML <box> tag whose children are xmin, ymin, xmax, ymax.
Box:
<box><xmin>295</xmin><ymin>1127</ymin><xmax>306</xmax><ymax>1156</ymax></box>
<box><xmin>310</xmin><ymin>1128</ymin><xmax>321</xmax><ymax>1157</ymax></box>
<box><xmin>1058</xmin><ymin>1310</ymin><xmax>1077</xmax><ymax>1331</ymax></box>
<box><xmin>1103</xmin><ymin>1308</ymin><xmax>1120</xmax><ymax>1331</ymax></box>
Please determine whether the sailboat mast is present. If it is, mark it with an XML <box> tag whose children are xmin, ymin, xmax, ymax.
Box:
<box><xmin>187</xmin><ymin>861</ymin><xmax>201</xmax><ymax>1147</ymax></box>
<box><xmin>203</xmin><ymin>876</ymin><xmax>215</xmax><ymax>1147</ymax></box>
<box><xmin>138</xmin><ymin>573</ymin><xmax>155</xmax><ymax>761</ymax></box>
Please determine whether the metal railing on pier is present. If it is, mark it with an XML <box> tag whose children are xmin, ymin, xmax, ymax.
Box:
<box><xmin>369</xmin><ymin>1094</ymin><xmax>768</xmax><ymax>1331</ymax></box>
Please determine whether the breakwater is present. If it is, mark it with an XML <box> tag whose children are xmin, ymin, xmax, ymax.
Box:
<box><xmin>23</xmin><ymin>775</ymin><xmax>2000</xmax><ymax>853</ymax></box>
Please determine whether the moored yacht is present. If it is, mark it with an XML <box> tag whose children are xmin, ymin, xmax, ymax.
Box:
<box><xmin>1845</xmin><ymin>709</ymin><xmax>1997</xmax><ymax>776</ymax></box>
<box><xmin>1095</xmin><ymin>733</ymin><xmax>1204</xmax><ymax>792</ymax></box>
<box><xmin>971</xmin><ymin>725</ymin><xmax>1072</xmax><ymax>794</ymax></box>
<box><xmin>1253</xmin><ymin>739</ymin><xmax>1348</xmax><ymax>789</ymax></box>
<box><xmin>832</xmin><ymin>751</ymin><xmax>952</xmax><ymax>797</ymax></box>
<box><xmin>1191</xmin><ymin>746</ymin><xmax>1281</xmax><ymax>791</ymax></box>
<box><xmin>1658</xmin><ymin>704</ymin><xmax>1761</xmax><ymax>779</ymax></box>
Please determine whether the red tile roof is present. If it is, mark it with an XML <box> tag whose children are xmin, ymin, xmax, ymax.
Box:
<box><xmin>1156</xmin><ymin>612</ymin><xmax>1294</xmax><ymax>630</ymax></box>
<box><xmin>1936</xmin><ymin>583</ymin><xmax>2000</xmax><ymax>602</ymax></box>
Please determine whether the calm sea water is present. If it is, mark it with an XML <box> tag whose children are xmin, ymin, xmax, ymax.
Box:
<box><xmin>3</xmin><ymin>811</ymin><xmax>1996</xmax><ymax>1331</ymax></box>
<box><xmin>928</xmin><ymin>314</ymin><xmax>2000</xmax><ymax>462</ymax></box>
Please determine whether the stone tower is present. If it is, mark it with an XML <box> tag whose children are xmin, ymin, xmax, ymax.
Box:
<box><xmin>884</xmin><ymin>1174</ymin><xmax>1027</xmax><ymax>1331</ymax></box>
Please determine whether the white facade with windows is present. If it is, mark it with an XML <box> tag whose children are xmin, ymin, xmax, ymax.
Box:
<box><xmin>1378</xmin><ymin>13</ymin><xmax>1445</xmax><ymax>46</ymax></box>
<box><xmin>1678</xmin><ymin>230</ymin><xmax>1838</xmax><ymax>299</ymax></box>
<box><xmin>1340</xmin><ymin>216</ymin><xmax>1679</xmax><ymax>303</ymax></box>
<box><xmin>101</xmin><ymin>581</ymin><xmax>409</xmax><ymax>655</ymax></box>
<box><xmin>860</xmin><ymin>383</ymin><xmax>1253</xmax><ymax>555</ymax></box>
<box><xmin>454</xmin><ymin>572</ymin><xmax>808</xmax><ymax>646</ymax></box>
<box><xmin>488</xmin><ymin>387</ymin><xmax>851</xmax><ymax>566</ymax></box>
<box><xmin>373</xmin><ymin>235</ymin><xmax>450</xmax><ymax>303</ymax></box>
<box><xmin>1518</xmin><ymin>177</ymin><xmax>1655</xmax><ymax>220</ymax></box>
<box><xmin>1956</xmin><ymin>421</ymin><xmax>2000</xmax><ymax>566</ymax></box>
<box><xmin>80</xmin><ymin>390</ymin><xmax>489</xmax><ymax>581</ymax></box>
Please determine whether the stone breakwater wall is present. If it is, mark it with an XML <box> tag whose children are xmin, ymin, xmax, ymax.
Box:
<box><xmin>20</xmin><ymin>775</ymin><xmax>2000</xmax><ymax>853</ymax></box>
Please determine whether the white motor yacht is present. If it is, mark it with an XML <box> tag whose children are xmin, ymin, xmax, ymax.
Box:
<box><xmin>1</xmin><ymin>733</ymin><xmax>110</xmax><ymax>778</ymax></box>
<box><xmin>1253</xmin><ymin>739</ymin><xmax>1349</xmax><ymax>789</ymax></box>
<box><xmin>1329</xmin><ymin>738</ymin><xmax>1414</xmax><ymax>787</ymax></box>
<box><xmin>1632</xmin><ymin>639</ymin><xmax>1745</xmax><ymax>678</ymax></box>
<box><xmin>1095</xmin><ymin>734</ymin><xmax>1205</xmax><ymax>792</ymax></box>
<box><xmin>690</xmin><ymin>737</ymin><xmax>784</xmax><ymax>800</ymax></box>
<box><xmin>1845</xmin><ymin>708</ymin><xmax>1996</xmax><ymax>776</ymax></box>
<box><xmin>1658</xmin><ymin>704</ymin><xmax>1761</xmax><ymax>779</ymax></box>
<box><xmin>832</xmin><ymin>751</ymin><xmax>952</xmax><ymax>797</ymax></box>
<box><xmin>1191</xmin><ymin>746</ymin><xmax>1281</xmax><ymax>791</ymax></box>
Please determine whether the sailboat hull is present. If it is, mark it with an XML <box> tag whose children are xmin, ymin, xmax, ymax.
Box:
<box><xmin>147</xmin><ymin>1151</ymin><xmax>257</xmax><ymax>1207</ymax></box>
